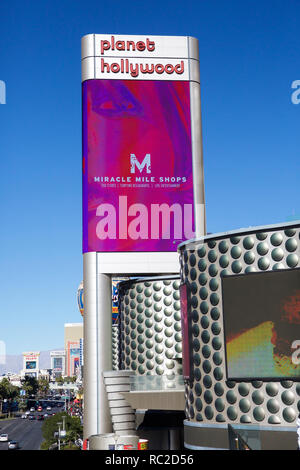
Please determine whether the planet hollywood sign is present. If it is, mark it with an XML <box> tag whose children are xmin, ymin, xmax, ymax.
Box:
<box><xmin>98</xmin><ymin>35</ymin><xmax>184</xmax><ymax>78</ymax></box>
<box><xmin>100</xmin><ymin>36</ymin><xmax>156</xmax><ymax>54</ymax></box>
<box><xmin>100</xmin><ymin>58</ymin><xmax>185</xmax><ymax>78</ymax></box>
<box><xmin>81</xmin><ymin>34</ymin><xmax>199</xmax><ymax>82</ymax></box>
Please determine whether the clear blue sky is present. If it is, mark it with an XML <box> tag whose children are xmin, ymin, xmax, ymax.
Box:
<box><xmin>0</xmin><ymin>0</ymin><xmax>299</xmax><ymax>354</ymax></box>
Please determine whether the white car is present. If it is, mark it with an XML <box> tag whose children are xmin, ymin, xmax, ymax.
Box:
<box><xmin>21</xmin><ymin>414</ymin><xmax>27</xmax><ymax>419</ymax></box>
<box><xmin>30</xmin><ymin>407</ymin><xmax>35</xmax><ymax>412</ymax></box>
<box><xmin>8</xmin><ymin>440</ymin><xmax>19</xmax><ymax>450</ymax></box>
<box><xmin>0</xmin><ymin>434</ymin><xmax>8</xmax><ymax>442</ymax></box>
<box><xmin>46</xmin><ymin>406</ymin><xmax>51</xmax><ymax>411</ymax></box>
<box><xmin>25</xmin><ymin>410</ymin><xmax>30</xmax><ymax>415</ymax></box>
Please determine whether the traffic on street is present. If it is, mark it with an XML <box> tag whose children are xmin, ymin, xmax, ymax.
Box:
<box><xmin>0</xmin><ymin>400</ymin><xmax>74</xmax><ymax>450</ymax></box>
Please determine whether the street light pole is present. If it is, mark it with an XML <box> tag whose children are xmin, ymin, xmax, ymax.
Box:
<box><xmin>57</xmin><ymin>422</ymin><xmax>62</xmax><ymax>451</ymax></box>
<box><xmin>62</xmin><ymin>415</ymin><xmax>66</xmax><ymax>433</ymax></box>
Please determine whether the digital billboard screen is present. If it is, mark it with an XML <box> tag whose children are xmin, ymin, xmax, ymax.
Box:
<box><xmin>74</xmin><ymin>357</ymin><xmax>80</xmax><ymax>371</ymax></box>
<box><xmin>53</xmin><ymin>357</ymin><xmax>63</xmax><ymax>370</ymax></box>
<box><xmin>70</xmin><ymin>347</ymin><xmax>80</xmax><ymax>375</ymax></box>
<box><xmin>82</xmin><ymin>79</ymin><xmax>194</xmax><ymax>253</ymax></box>
<box><xmin>222</xmin><ymin>268</ymin><xmax>300</xmax><ymax>380</ymax></box>
<box><xmin>26</xmin><ymin>361</ymin><xmax>37</xmax><ymax>370</ymax></box>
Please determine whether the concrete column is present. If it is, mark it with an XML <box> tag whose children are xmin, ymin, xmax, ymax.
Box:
<box><xmin>83</xmin><ymin>252</ymin><xmax>112</xmax><ymax>439</ymax></box>
<box><xmin>190</xmin><ymin>80</ymin><xmax>206</xmax><ymax>237</ymax></box>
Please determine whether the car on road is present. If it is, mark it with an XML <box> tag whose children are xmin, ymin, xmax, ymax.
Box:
<box><xmin>8</xmin><ymin>441</ymin><xmax>19</xmax><ymax>450</ymax></box>
<box><xmin>0</xmin><ymin>434</ymin><xmax>8</xmax><ymax>442</ymax></box>
<box><xmin>28</xmin><ymin>415</ymin><xmax>35</xmax><ymax>420</ymax></box>
<box><xmin>43</xmin><ymin>413</ymin><xmax>48</xmax><ymax>418</ymax></box>
<box><xmin>21</xmin><ymin>414</ymin><xmax>27</xmax><ymax>419</ymax></box>
<box><xmin>37</xmin><ymin>414</ymin><xmax>44</xmax><ymax>421</ymax></box>
<box><xmin>37</xmin><ymin>406</ymin><xmax>42</xmax><ymax>412</ymax></box>
<box><xmin>30</xmin><ymin>407</ymin><xmax>35</xmax><ymax>412</ymax></box>
<box><xmin>46</xmin><ymin>406</ymin><xmax>51</xmax><ymax>411</ymax></box>
<box><xmin>25</xmin><ymin>410</ymin><xmax>30</xmax><ymax>415</ymax></box>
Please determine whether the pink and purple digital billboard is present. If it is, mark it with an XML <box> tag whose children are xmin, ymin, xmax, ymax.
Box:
<box><xmin>82</xmin><ymin>35</ymin><xmax>198</xmax><ymax>253</ymax></box>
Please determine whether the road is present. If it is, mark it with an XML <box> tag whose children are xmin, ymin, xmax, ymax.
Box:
<box><xmin>0</xmin><ymin>417</ymin><xmax>43</xmax><ymax>450</ymax></box>
<box><xmin>0</xmin><ymin>405</ymin><xmax>63</xmax><ymax>450</ymax></box>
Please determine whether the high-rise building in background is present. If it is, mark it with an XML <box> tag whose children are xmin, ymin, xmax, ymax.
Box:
<box><xmin>64</xmin><ymin>323</ymin><xmax>83</xmax><ymax>377</ymax></box>
<box><xmin>20</xmin><ymin>352</ymin><xmax>40</xmax><ymax>379</ymax></box>
<box><xmin>50</xmin><ymin>350</ymin><xmax>66</xmax><ymax>378</ymax></box>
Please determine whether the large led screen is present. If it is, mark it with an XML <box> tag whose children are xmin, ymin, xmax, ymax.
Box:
<box><xmin>26</xmin><ymin>361</ymin><xmax>37</xmax><ymax>370</ymax></box>
<box><xmin>82</xmin><ymin>79</ymin><xmax>194</xmax><ymax>253</ymax></box>
<box><xmin>53</xmin><ymin>357</ymin><xmax>63</xmax><ymax>370</ymax></box>
<box><xmin>222</xmin><ymin>268</ymin><xmax>300</xmax><ymax>380</ymax></box>
<box><xmin>70</xmin><ymin>347</ymin><xmax>80</xmax><ymax>376</ymax></box>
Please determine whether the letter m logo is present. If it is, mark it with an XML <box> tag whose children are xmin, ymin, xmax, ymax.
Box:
<box><xmin>130</xmin><ymin>153</ymin><xmax>151</xmax><ymax>174</ymax></box>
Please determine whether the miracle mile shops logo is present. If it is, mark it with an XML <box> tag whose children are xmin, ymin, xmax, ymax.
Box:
<box><xmin>93</xmin><ymin>153</ymin><xmax>195</xmax><ymax>242</ymax></box>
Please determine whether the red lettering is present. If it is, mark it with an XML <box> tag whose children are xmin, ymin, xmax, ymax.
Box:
<box><xmin>127</xmin><ymin>40</ymin><xmax>136</xmax><ymax>51</ymax></box>
<box><xmin>111</xmin><ymin>63</ymin><xmax>120</xmax><ymax>73</ymax></box>
<box><xmin>100</xmin><ymin>58</ymin><xmax>184</xmax><ymax>78</ymax></box>
<box><xmin>175</xmin><ymin>61</ymin><xmax>184</xmax><ymax>74</ymax></box>
<box><xmin>146</xmin><ymin>38</ymin><xmax>155</xmax><ymax>51</ymax></box>
<box><xmin>130</xmin><ymin>63</ymin><xmax>139</xmax><ymax>77</ymax></box>
<box><xmin>140</xmin><ymin>63</ymin><xmax>154</xmax><ymax>74</ymax></box>
<box><xmin>155</xmin><ymin>63</ymin><xmax>164</xmax><ymax>74</ymax></box>
<box><xmin>101</xmin><ymin>59</ymin><xmax>110</xmax><ymax>73</ymax></box>
<box><xmin>101</xmin><ymin>37</ymin><xmax>156</xmax><ymax>55</ymax></box>
<box><xmin>165</xmin><ymin>64</ymin><xmax>174</xmax><ymax>74</ymax></box>
<box><xmin>136</xmin><ymin>41</ymin><xmax>146</xmax><ymax>51</ymax></box>
<box><xmin>116</xmin><ymin>41</ymin><xmax>125</xmax><ymax>51</ymax></box>
<box><xmin>101</xmin><ymin>40</ymin><xmax>110</xmax><ymax>55</ymax></box>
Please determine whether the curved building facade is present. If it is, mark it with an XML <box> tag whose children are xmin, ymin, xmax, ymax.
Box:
<box><xmin>178</xmin><ymin>221</ymin><xmax>300</xmax><ymax>450</ymax></box>
<box><xmin>118</xmin><ymin>276</ymin><xmax>183</xmax><ymax>381</ymax></box>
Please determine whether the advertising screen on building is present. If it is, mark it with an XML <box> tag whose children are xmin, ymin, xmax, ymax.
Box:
<box><xmin>82</xmin><ymin>79</ymin><xmax>194</xmax><ymax>252</ymax></box>
<box><xmin>222</xmin><ymin>268</ymin><xmax>300</xmax><ymax>380</ymax></box>
<box><xmin>53</xmin><ymin>357</ymin><xmax>63</xmax><ymax>371</ymax></box>
<box><xmin>112</xmin><ymin>277</ymin><xmax>128</xmax><ymax>321</ymax></box>
<box><xmin>69</xmin><ymin>346</ymin><xmax>80</xmax><ymax>376</ymax></box>
<box><xmin>82</xmin><ymin>34</ymin><xmax>200</xmax><ymax>253</ymax></box>
<box><xmin>26</xmin><ymin>361</ymin><xmax>37</xmax><ymax>370</ymax></box>
<box><xmin>74</xmin><ymin>357</ymin><xmax>80</xmax><ymax>371</ymax></box>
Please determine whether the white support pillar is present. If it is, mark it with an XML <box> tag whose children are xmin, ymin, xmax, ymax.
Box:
<box><xmin>83</xmin><ymin>252</ymin><xmax>113</xmax><ymax>439</ymax></box>
<box><xmin>190</xmin><ymin>80</ymin><xmax>206</xmax><ymax>238</ymax></box>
